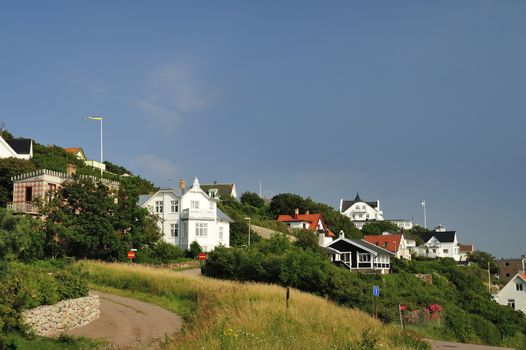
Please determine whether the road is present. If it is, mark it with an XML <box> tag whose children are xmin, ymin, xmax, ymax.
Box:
<box><xmin>67</xmin><ymin>291</ymin><xmax>182</xmax><ymax>349</ymax></box>
<box><xmin>430</xmin><ymin>340</ymin><xmax>513</xmax><ymax>350</ymax></box>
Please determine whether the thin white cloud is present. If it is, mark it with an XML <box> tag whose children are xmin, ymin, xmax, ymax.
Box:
<box><xmin>134</xmin><ymin>154</ymin><xmax>178</xmax><ymax>178</ymax></box>
<box><xmin>137</xmin><ymin>59</ymin><xmax>207</xmax><ymax>131</ymax></box>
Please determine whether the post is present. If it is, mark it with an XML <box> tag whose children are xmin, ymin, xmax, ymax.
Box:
<box><xmin>374</xmin><ymin>297</ymin><xmax>377</xmax><ymax>318</ymax></box>
<box><xmin>421</xmin><ymin>200</ymin><xmax>427</xmax><ymax>229</ymax></box>
<box><xmin>488</xmin><ymin>261</ymin><xmax>491</xmax><ymax>292</ymax></box>
<box><xmin>286</xmin><ymin>286</ymin><xmax>290</xmax><ymax>309</ymax></box>
<box><xmin>399</xmin><ymin>304</ymin><xmax>404</xmax><ymax>332</ymax></box>
<box><xmin>100</xmin><ymin>117</ymin><xmax>103</xmax><ymax>177</ymax></box>
<box><xmin>245</xmin><ymin>217</ymin><xmax>251</xmax><ymax>246</ymax></box>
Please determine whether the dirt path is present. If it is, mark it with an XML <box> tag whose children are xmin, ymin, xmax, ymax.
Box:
<box><xmin>430</xmin><ymin>340</ymin><xmax>513</xmax><ymax>350</ymax></box>
<box><xmin>67</xmin><ymin>291</ymin><xmax>182</xmax><ymax>350</ymax></box>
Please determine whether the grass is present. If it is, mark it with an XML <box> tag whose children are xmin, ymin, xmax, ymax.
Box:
<box><xmin>79</xmin><ymin>260</ymin><xmax>430</xmax><ymax>350</ymax></box>
<box><xmin>1</xmin><ymin>333</ymin><xmax>105</xmax><ymax>350</ymax></box>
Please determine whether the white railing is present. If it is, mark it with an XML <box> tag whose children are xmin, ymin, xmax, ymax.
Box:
<box><xmin>7</xmin><ymin>201</ymin><xmax>40</xmax><ymax>214</ymax></box>
<box><xmin>180</xmin><ymin>208</ymin><xmax>215</xmax><ymax>220</ymax></box>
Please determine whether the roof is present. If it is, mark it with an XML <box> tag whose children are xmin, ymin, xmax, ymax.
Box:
<box><xmin>217</xmin><ymin>208</ymin><xmax>233</xmax><ymax>222</ymax></box>
<box><xmin>341</xmin><ymin>193</ymin><xmax>378</xmax><ymax>212</ymax></box>
<box><xmin>364</xmin><ymin>234</ymin><xmax>402</xmax><ymax>253</ymax></box>
<box><xmin>200</xmin><ymin>183</ymin><xmax>236</xmax><ymax>198</ymax></box>
<box><xmin>64</xmin><ymin>147</ymin><xmax>82</xmax><ymax>153</ymax></box>
<box><xmin>277</xmin><ymin>213</ymin><xmax>334</xmax><ymax>237</ymax></box>
<box><xmin>415</xmin><ymin>231</ymin><xmax>456</xmax><ymax>243</ymax></box>
<box><xmin>459</xmin><ymin>244</ymin><xmax>473</xmax><ymax>253</ymax></box>
<box><xmin>138</xmin><ymin>194</ymin><xmax>152</xmax><ymax>207</ymax></box>
<box><xmin>5</xmin><ymin>138</ymin><xmax>32</xmax><ymax>154</ymax></box>
<box><xmin>327</xmin><ymin>237</ymin><xmax>395</xmax><ymax>256</ymax></box>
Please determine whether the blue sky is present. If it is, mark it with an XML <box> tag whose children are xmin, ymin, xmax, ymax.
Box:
<box><xmin>1</xmin><ymin>1</ymin><xmax>524</xmax><ymax>258</ymax></box>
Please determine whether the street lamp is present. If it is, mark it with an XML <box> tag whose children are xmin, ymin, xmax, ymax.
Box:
<box><xmin>244</xmin><ymin>217</ymin><xmax>251</xmax><ymax>246</ymax></box>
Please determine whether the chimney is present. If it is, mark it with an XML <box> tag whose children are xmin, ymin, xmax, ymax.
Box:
<box><xmin>294</xmin><ymin>208</ymin><xmax>299</xmax><ymax>219</ymax></box>
<box><xmin>179</xmin><ymin>179</ymin><xmax>186</xmax><ymax>189</ymax></box>
<box><xmin>67</xmin><ymin>164</ymin><xmax>76</xmax><ymax>176</ymax></box>
<box><xmin>339</xmin><ymin>230</ymin><xmax>345</xmax><ymax>239</ymax></box>
<box><xmin>305</xmin><ymin>210</ymin><xmax>310</xmax><ymax>215</ymax></box>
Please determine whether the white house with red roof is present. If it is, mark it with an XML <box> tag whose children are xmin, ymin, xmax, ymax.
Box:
<box><xmin>495</xmin><ymin>273</ymin><xmax>526</xmax><ymax>314</ymax></box>
<box><xmin>363</xmin><ymin>233</ymin><xmax>415</xmax><ymax>260</ymax></box>
<box><xmin>277</xmin><ymin>209</ymin><xmax>335</xmax><ymax>245</ymax></box>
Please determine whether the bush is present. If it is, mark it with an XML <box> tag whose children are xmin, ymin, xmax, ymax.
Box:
<box><xmin>188</xmin><ymin>241</ymin><xmax>202</xmax><ymax>259</ymax></box>
<box><xmin>136</xmin><ymin>242</ymin><xmax>185</xmax><ymax>264</ymax></box>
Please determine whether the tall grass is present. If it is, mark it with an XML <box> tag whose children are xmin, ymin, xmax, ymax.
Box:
<box><xmin>79</xmin><ymin>261</ymin><xmax>429</xmax><ymax>350</ymax></box>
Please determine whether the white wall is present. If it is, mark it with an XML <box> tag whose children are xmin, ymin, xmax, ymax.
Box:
<box><xmin>495</xmin><ymin>275</ymin><xmax>526</xmax><ymax>314</ymax></box>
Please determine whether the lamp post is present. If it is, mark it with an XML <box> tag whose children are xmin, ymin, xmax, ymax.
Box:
<box><xmin>244</xmin><ymin>217</ymin><xmax>251</xmax><ymax>246</ymax></box>
<box><xmin>420</xmin><ymin>200</ymin><xmax>427</xmax><ymax>229</ymax></box>
<box><xmin>87</xmin><ymin>116</ymin><xmax>103</xmax><ymax>177</ymax></box>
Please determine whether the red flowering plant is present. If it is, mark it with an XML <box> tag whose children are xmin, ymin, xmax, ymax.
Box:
<box><xmin>428</xmin><ymin>303</ymin><xmax>442</xmax><ymax>320</ymax></box>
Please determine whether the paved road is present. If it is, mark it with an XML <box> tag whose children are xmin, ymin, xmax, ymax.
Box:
<box><xmin>67</xmin><ymin>291</ymin><xmax>182</xmax><ymax>349</ymax></box>
<box><xmin>430</xmin><ymin>340</ymin><xmax>513</xmax><ymax>350</ymax></box>
<box><xmin>176</xmin><ymin>267</ymin><xmax>202</xmax><ymax>276</ymax></box>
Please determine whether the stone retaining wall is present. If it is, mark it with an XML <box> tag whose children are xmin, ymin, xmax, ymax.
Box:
<box><xmin>22</xmin><ymin>293</ymin><xmax>100</xmax><ymax>336</ymax></box>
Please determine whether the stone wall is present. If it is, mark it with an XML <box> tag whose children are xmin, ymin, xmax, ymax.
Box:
<box><xmin>22</xmin><ymin>293</ymin><xmax>100</xmax><ymax>336</ymax></box>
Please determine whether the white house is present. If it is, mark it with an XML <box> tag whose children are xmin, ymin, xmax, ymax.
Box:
<box><xmin>364</xmin><ymin>233</ymin><xmax>415</xmax><ymax>260</ymax></box>
<box><xmin>413</xmin><ymin>231</ymin><xmax>461</xmax><ymax>261</ymax></box>
<box><xmin>495</xmin><ymin>273</ymin><xmax>526</xmax><ymax>314</ymax></box>
<box><xmin>139</xmin><ymin>178</ymin><xmax>232</xmax><ymax>252</ymax></box>
<box><xmin>0</xmin><ymin>136</ymin><xmax>33</xmax><ymax>160</ymax></box>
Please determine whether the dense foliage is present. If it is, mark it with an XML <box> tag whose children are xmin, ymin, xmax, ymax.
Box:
<box><xmin>203</xmin><ymin>237</ymin><xmax>526</xmax><ymax>348</ymax></box>
<box><xmin>0</xmin><ymin>158</ymin><xmax>37</xmax><ymax>206</ymax></box>
<box><xmin>361</xmin><ymin>221</ymin><xmax>401</xmax><ymax>235</ymax></box>
<box><xmin>0</xmin><ymin>260</ymin><xmax>88</xmax><ymax>333</ymax></box>
<box><xmin>41</xmin><ymin>177</ymin><xmax>160</xmax><ymax>260</ymax></box>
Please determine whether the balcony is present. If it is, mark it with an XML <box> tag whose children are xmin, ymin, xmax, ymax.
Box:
<box><xmin>7</xmin><ymin>201</ymin><xmax>40</xmax><ymax>215</ymax></box>
<box><xmin>180</xmin><ymin>208</ymin><xmax>215</xmax><ymax>220</ymax></box>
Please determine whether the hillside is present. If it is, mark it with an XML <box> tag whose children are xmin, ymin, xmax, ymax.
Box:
<box><xmin>80</xmin><ymin>260</ymin><xmax>429</xmax><ymax>350</ymax></box>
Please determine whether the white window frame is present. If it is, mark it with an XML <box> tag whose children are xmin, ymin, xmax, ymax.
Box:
<box><xmin>341</xmin><ymin>252</ymin><xmax>351</xmax><ymax>264</ymax></box>
<box><xmin>358</xmin><ymin>253</ymin><xmax>371</xmax><ymax>263</ymax></box>
<box><xmin>218</xmin><ymin>226</ymin><xmax>224</xmax><ymax>241</ymax></box>
<box><xmin>516</xmin><ymin>283</ymin><xmax>523</xmax><ymax>291</ymax></box>
<box><xmin>171</xmin><ymin>200</ymin><xmax>178</xmax><ymax>213</ymax></box>
<box><xmin>155</xmin><ymin>201</ymin><xmax>163</xmax><ymax>213</ymax></box>
<box><xmin>508</xmin><ymin>299</ymin><xmax>516</xmax><ymax>309</ymax></box>
<box><xmin>170</xmin><ymin>224</ymin><xmax>178</xmax><ymax>237</ymax></box>
<box><xmin>191</xmin><ymin>200</ymin><xmax>199</xmax><ymax>209</ymax></box>
<box><xmin>195</xmin><ymin>223</ymin><xmax>208</xmax><ymax>237</ymax></box>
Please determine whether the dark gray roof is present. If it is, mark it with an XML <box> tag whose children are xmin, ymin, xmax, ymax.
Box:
<box><xmin>5</xmin><ymin>138</ymin><xmax>32</xmax><ymax>154</ymax></box>
<box><xmin>200</xmin><ymin>183</ymin><xmax>235</xmax><ymax>198</ymax></box>
<box><xmin>415</xmin><ymin>231</ymin><xmax>456</xmax><ymax>243</ymax></box>
<box><xmin>138</xmin><ymin>195</ymin><xmax>152</xmax><ymax>207</ymax></box>
<box><xmin>327</xmin><ymin>237</ymin><xmax>395</xmax><ymax>256</ymax></box>
<box><xmin>341</xmin><ymin>193</ymin><xmax>378</xmax><ymax>212</ymax></box>
<box><xmin>217</xmin><ymin>208</ymin><xmax>233</xmax><ymax>222</ymax></box>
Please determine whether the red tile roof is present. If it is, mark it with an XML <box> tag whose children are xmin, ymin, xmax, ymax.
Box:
<box><xmin>277</xmin><ymin>213</ymin><xmax>333</xmax><ymax>236</ymax></box>
<box><xmin>459</xmin><ymin>244</ymin><xmax>474</xmax><ymax>253</ymax></box>
<box><xmin>363</xmin><ymin>234</ymin><xmax>403</xmax><ymax>253</ymax></box>
<box><xmin>64</xmin><ymin>147</ymin><xmax>82</xmax><ymax>153</ymax></box>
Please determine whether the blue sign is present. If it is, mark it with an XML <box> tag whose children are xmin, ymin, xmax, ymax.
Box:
<box><xmin>373</xmin><ymin>285</ymin><xmax>380</xmax><ymax>297</ymax></box>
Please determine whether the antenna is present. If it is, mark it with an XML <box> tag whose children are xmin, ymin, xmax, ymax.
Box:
<box><xmin>259</xmin><ymin>181</ymin><xmax>262</xmax><ymax>197</ymax></box>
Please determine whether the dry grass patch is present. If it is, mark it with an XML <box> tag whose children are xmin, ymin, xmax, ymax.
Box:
<box><xmin>79</xmin><ymin>261</ymin><xmax>429</xmax><ymax>350</ymax></box>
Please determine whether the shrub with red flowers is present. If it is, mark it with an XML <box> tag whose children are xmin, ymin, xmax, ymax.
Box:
<box><xmin>428</xmin><ymin>303</ymin><xmax>442</xmax><ymax>320</ymax></box>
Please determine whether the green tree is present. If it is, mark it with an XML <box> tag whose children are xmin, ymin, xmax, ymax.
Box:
<box><xmin>31</xmin><ymin>143</ymin><xmax>83</xmax><ymax>172</ymax></box>
<box><xmin>468</xmin><ymin>250</ymin><xmax>499</xmax><ymax>274</ymax></box>
<box><xmin>361</xmin><ymin>221</ymin><xmax>400</xmax><ymax>235</ymax></box>
<box><xmin>189</xmin><ymin>241</ymin><xmax>202</xmax><ymax>259</ymax></box>
<box><xmin>0</xmin><ymin>209</ymin><xmax>44</xmax><ymax>261</ymax></box>
<box><xmin>269</xmin><ymin>193</ymin><xmax>307</xmax><ymax>216</ymax></box>
<box><xmin>240</xmin><ymin>191</ymin><xmax>265</xmax><ymax>208</ymax></box>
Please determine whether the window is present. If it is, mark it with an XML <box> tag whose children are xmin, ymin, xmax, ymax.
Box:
<box><xmin>191</xmin><ymin>200</ymin><xmax>199</xmax><ymax>209</ymax></box>
<box><xmin>155</xmin><ymin>201</ymin><xmax>163</xmax><ymax>213</ymax></box>
<box><xmin>517</xmin><ymin>283</ymin><xmax>523</xmax><ymax>291</ymax></box>
<box><xmin>506</xmin><ymin>262</ymin><xmax>510</xmax><ymax>266</ymax></box>
<box><xmin>341</xmin><ymin>253</ymin><xmax>351</xmax><ymax>263</ymax></box>
<box><xmin>195</xmin><ymin>223</ymin><xmax>208</xmax><ymax>237</ymax></box>
<box><xmin>443</xmin><ymin>249</ymin><xmax>449</xmax><ymax>254</ymax></box>
<box><xmin>171</xmin><ymin>201</ymin><xmax>178</xmax><ymax>213</ymax></box>
<box><xmin>432</xmin><ymin>249</ymin><xmax>436</xmax><ymax>253</ymax></box>
<box><xmin>218</xmin><ymin>227</ymin><xmax>224</xmax><ymax>240</ymax></box>
<box><xmin>358</xmin><ymin>253</ymin><xmax>371</xmax><ymax>263</ymax></box>
<box><xmin>508</xmin><ymin>299</ymin><xmax>516</xmax><ymax>310</ymax></box>
<box><xmin>170</xmin><ymin>224</ymin><xmax>178</xmax><ymax>237</ymax></box>
<box><xmin>383</xmin><ymin>242</ymin><xmax>388</xmax><ymax>248</ymax></box>
<box><xmin>506</xmin><ymin>273</ymin><xmax>511</xmax><ymax>278</ymax></box>
<box><xmin>25</xmin><ymin>187</ymin><xmax>33</xmax><ymax>202</ymax></box>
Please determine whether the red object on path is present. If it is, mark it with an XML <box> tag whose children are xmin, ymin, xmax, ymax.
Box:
<box><xmin>198</xmin><ymin>252</ymin><xmax>206</xmax><ymax>261</ymax></box>
<box><xmin>128</xmin><ymin>251</ymin><xmax>136</xmax><ymax>259</ymax></box>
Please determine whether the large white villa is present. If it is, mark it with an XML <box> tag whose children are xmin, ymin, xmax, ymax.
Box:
<box><xmin>139</xmin><ymin>178</ymin><xmax>232</xmax><ymax>252</ymax></box>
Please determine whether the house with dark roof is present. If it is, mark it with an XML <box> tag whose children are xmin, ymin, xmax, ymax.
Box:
<box><xmin>0</xmin><ymin>135</ymin><xmax>33</xmax><ymax>160</ymax></box>
<box><xmin>339</xmin><ymin>193</ymin><xmax>413</xmax><ymax>230</ymax></box>
<box><xmin>324</xmin><ymin>234</ymin><xmax>395</xmax><ymax>274</ymax></box>
<box><xmin>277</xmin><ymin>209</ymin><xmax>335</xmax><ymax>245</ymax></box>
<box><xmin>364</xmin><ymin>233</ymin><xmax>415</xmax><ymax>260</ymax></box>
<box><xmin>139</xmin><ymin>178</ymin><xmax>232</xmax><ymax>252</ymax></box>
<box><xmin>200</xmin><ymin>182</ymin><xmax>237</xmax><ymax>199</ymax></box>
<box><xmin>412</xmin><ymin>230</ymin><xmax>463</xmax><ymax>261</ymax></box>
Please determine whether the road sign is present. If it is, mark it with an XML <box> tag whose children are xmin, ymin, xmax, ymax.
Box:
<box><xmin>127</xmin><ymin>251</ymin><xmax>136</xmax><ymax>259</ymax></box>
<box><xmin>198</xmin><ymin>252</ymin><xmax>206</xmax><ymax>261</ymax></box>
<box><xmin>373</xmin><ymin>285</ymin><xmax>380</xmax><ymax>297</ymax></box>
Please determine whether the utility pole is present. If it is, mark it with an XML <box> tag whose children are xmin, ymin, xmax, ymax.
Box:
<box><xmin>488</xmin><ymin>261</ymin><xmax>491</xmax><ymax>292</ymax></box>
<box><xmin>421</xmin><ymin>200</ymin><xmax>427</xmax><ymax>228</ymax></box>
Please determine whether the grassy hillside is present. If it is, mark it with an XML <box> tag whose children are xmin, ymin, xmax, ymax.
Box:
<box><xmin>79</xmin><ymin>261</ymin><xmax>429</xmax><ymax>350</ymax></box>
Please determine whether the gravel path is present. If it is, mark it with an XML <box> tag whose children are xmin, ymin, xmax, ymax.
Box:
<box><xmin>430</xmin><ymin>340</ymin><xmax>513</xmax><ymax>350</ymax></box>
<box><xmin>67</xmin><ymin>291</ymin><xmax>182</xmax><ymax>349</ymax></box>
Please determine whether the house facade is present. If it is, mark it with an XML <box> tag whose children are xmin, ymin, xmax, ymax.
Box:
<box><xmin>339</xmin><ymin>193</ymin><xmax>413</xmax><ymax>230</ymax></box>
<box><xmin>139</xmin><ymin>178</ymin><xmax>232</xmax><ymax>252</ymax></box>
<box><xmin>495</xmin><ymin>273</ymin><xmax>526</xmax><ymax>314</ymax></box>
<box><xmin>324</xmin><ymin>235</ymin><xmax>395</xmax><ymax>274</ymax></box>
<box><xmin>0</xmin><ymin>136</ymin><xmax>33</xmax><ymax>160</ymax></box>
<box><xmin>413</xmin><ymin>231</ymin><xmax>461</xmax><ymax>261</ymax></box>
<box><xmin>497</xmin><ymin>257</ymin><xmax>526</xmax><ymax>285</ymax></box>
<box><xmin>277</xmin><ymin>209</ymin><xmax>335</xmax><ymax>246</ymax></box>
<box><xmin>64</xmin><ymin>147</ymin><xmax>106</xmax><ymax>171</ymax></box>
<box><xmin>7</xmin><ymin>167</ymin><xmax>119</xmax><ymax>215</ymax></box>
<box><xmin>364</xmin><ymin>233</ymin><xmax>415</xmax><ymax>260</ymax></box>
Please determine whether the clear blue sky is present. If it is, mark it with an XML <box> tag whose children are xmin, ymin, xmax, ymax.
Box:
<box><xmin>1</xmin><ymin>1</ymin><xmax>524</xmax><ymax>258</ymax></box>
